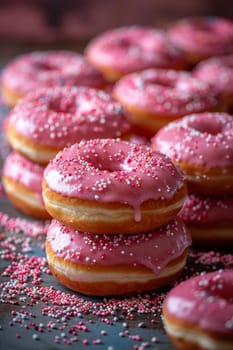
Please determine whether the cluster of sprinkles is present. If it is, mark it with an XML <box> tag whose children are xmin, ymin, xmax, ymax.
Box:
<box><xmin>178</xmin><ymin>194</ymin><xmax>233</xmax><ymax>224</ymax></box>
<box><xmin>0</xmin><ymin>208</ymin><xmax>232</xmax><ymax>348</ymax></box>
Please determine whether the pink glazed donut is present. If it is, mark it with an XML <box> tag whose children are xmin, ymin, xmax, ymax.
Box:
<box><xmin>6</xmin><ymin>86</ymin><xmax>131</xmax><ymax>165</ymax></box>
<box><xmin>85</xmin><ymin>26</ymin><xmax>187</xmax><ymax>82</ymax></box>
<box><xmin>1</xmin><ymin>50</ymin><xmax>107</xmax><ymax>108</ymax></box>
<box><xmin>163</xmin><ymin>270</ymin><xmax>233</xmax><ymax>350</ymax></box>
<box><xmin>114</xmin><ymin>69</ymin><xmax>223</xmax><ymax>135</ymax></box>
<box><xmin>151</xmin><ymin>112</ymin><xmax>233</xmax><ymax>195</ymax></box>
<box><xmin>46</xmin><ymin>218</ymin><xmax>191</xmax><ymax>296</ymax></box>
<box><xmin>179</xmin><ymin>194</ymin><xmax>233</xmax><ymax>244</ymax></box>
<box><xmin>42</xmin><ymin>138</ymin><xmax>187</xmax><ymax>234</ymax></box>
<box><xmin>2</xmin><ymin>151</ymin><xmax>49</xmax><ymax>219</ymax></box>
<box><xmin>168</xmin><ymin>16</ymin><xmax>233</xmax><ymax>65</ymax></box>
<box><xmin>193</xmin><ymin>55</ymin><xmax>233</xmax><ymax>109</ymax></box>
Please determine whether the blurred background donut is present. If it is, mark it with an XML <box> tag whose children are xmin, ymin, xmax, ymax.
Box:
<box><xmin>0</xmin><ymin>0</ymin><xmax>232</xmax><ymax>61</ymax></box>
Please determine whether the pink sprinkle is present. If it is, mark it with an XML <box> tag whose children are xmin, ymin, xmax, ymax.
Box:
<box><xmin>129</xmin><ymin>335</ymin><xmax>142</xmax><ymax>341</ymax></box>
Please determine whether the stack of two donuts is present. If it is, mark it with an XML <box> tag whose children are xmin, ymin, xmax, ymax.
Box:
<box><xmin>2</xmin><ymin>84</ymin><xmax>131</xmax><ymax>219</ymax></box>
<box><xmin>42</xmin><ymin>138</ymin><xmax>192</xmax><ymax>296</ymax></box>
<box><xmin>151</xmin><ymin>112</ymin><xmax>233</xmax><ymax>245</ymax></box>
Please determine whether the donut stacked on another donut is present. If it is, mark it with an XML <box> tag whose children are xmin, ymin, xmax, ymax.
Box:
<box><xmin>167</xmin><ymin>16</ymin><xmax>233</xmax><ymax>66</ymax></box>
<box><xmin>42</xmin><ymin>138</ymin><xmax>191</xmax><ymax>296</ymax></box>
<box><xmin>85</xmin><ymin>26</ymin><xmax>187</xmax><ymax>83</ymax></box>
<box><xmin>42</xmin><ymin>139</ymin><xmax>187</xmax><ymax>234</ymax></box>
<box><xmin>113</xmin><ymin>69</ymin><xmax>224</xmax><ymax>136</ymax></box>
<box><xmin>1</xmin><ymin>50</ymin><xmax>107</xmax><ymax>108</ymax></box>
<box><xmin>3</xmin><ymin>86</ymin><xmax>131</xmax><ymax>219</ymax></box>
<box><xmin>162</xmin><ymin>270</ymin><xmax>233</xmax><ymax>350</ymax></box>
<box><xmin>6</xmin><ymin>86</ymin><xmax>131</xmax><ymax>165</ymax></box>
<box><xmin>193</xmin><ymin>54</ymin><xmax>233</xmax><ymax>111</ymax></box>
<box><xmin>151</xmin><ymin>112</ymin><xmax>233</xmax><ymax>244</ymax></box>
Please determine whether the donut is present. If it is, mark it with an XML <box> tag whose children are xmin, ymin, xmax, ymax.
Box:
<box><xmin>151</xmin><ymin>112</ymin><xmax>233</xmax><ymax>195</ymax></box>
<box><xmin>167</xmin><ymin>16</ymin><xmax>233</xmax><ymax>66</ymax></box>
<box><xmin>114</xmin><ymin>69</ymin><xmax>223</xmax><ymax>136</ymax></box>
<box><xmin>6</xmin><ymin>86</ymin><xmax>131</xmax><ymax>165</ymax></box>
<box><xmin>1</xmin><ymin>50</ymin><xmax>107</xmax><ymax>108</ymax></box>
<box><xmin>42</xmin><ymin>138</ymin><xmax>187</xmax><ymax>234</ymax></box>
<box><xmin>85</xmin><ymin>26</ymin><xmax>187</xmax><ymax>83</ymax></box>
<box><xmin>193</xmin><ymin>55</ymin><xmax>233</xmax><ymax>109</ymax></box>
<box><xmin>2</xmin><ymin>151</ymin><xmax>50</xmax><ymax>219</ymax></box>
<box><xmin>179</xmin><ymin>194</ymin><xmax>233</xmax><ymax>244</ymax></box>
<box><xmin>162</xmin><ymin>270</ymin><xmax>233</xmax><ymax>350</ymax></box>
<box><xmin>46</xmin><ymin>218</ymin><xmax>191</xmax><ymax>296</ymax></box>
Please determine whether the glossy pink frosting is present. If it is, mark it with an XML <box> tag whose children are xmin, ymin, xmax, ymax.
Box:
<box><xmin>164</xmin><ymin>270</ymin><xmax>233</xmax><ymax>336</ymax></box>
<box><xmin>43</xmin><ymin>139</ymin><xmax>185</xmax><ymax>219</ymax></box>
<box><xmin>8</xmin><ymin>87</ymin><xmax>130</xmax><ymax>148</ymax></box>
<box><xmin>168</xmin><ymin>17</ymin><xmax>233</xmax><ymax>57</ymax></box>
<box><xmin>114</xmin><ymin>69</ymin><xmax>221</xmax><ymax>116</ymax></box>
<box><xmin>47</xmin><ymin>218</ymin><xmax>191</xmax><ymax>273</ymax></box>
<box><xmin>179</xmin><ymin>194</ymin><xmax>233</xmax><ymax>225</ymax></box>
<box><xmin>193</xmin><ymin>55</ymin><xmax>233</xmax><ymax>96</ymax></box>
<box><xmin>86</xmin><ymin>26</ymin><xmax>186</xmax><ymax>73</ymax></box>
<box><xmin>152</xmin><ymin>113</ymin><xmax>233</xmax><ymax>168</ymax></box>
<box><xmin>3</xmin><ymin>151</ymin><xmax>44</xmax><ymax>201</ymax></box>
<box><xmin>2</xmin><ymin>51</ymin><xmax>106</xmax><ymax>94</ymax></box>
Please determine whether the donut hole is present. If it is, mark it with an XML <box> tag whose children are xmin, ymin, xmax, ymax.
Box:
<box><xmin>79</xmin><ymin>149</ymin><xmax>121</xmax><ymax>173</ymax></box>
<box><xmin>108</xmin><ymin>36</ymin><xmax>134</xmax><ymax>51</ymax></box>
<box><xmin>32</xmin><ymin>60</ymin><xmax>58</xmax><ymax>72</ymax></box>
<box><xmin>188</xmin><ymin>119</ymin><xmax>224</xmax><ymax>135</ymax></box>
<box><xmin>95</xmin><ymin>160</ymin><xmax>122</xmax><ymax>172</ymax></box>
<box><xmin>41</xmin><ymin>94</ymin><xmax>76</xmax><ymax>114</ymax></box>
<box><xmin>118</xmin><ymin>37</ymin><xmax>133</xmax><ymax>48</ymax></box>
<box><xmin>141</xmin><ymin>71</ymin><xmax>193</xmax><ymax>92</ymax></box>
<box><xmin>81</xmin><ymin>147</ymin><xmax>138</xmax><ymax>173</ymax></box>
<box><xmin>148</xmin><ymin>78</ymin><xmax>174</xmax><ymax>89</ymax></box>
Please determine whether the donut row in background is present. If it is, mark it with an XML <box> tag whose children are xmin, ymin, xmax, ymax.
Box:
<box><xmin>1</xmin><ymin>16</ymin><xmax>233</xmax><ymax>350</ymax></box>
<box><xmin>2</xmin><ymin>16</ymin><xmax>233</xmax><ymax>108</ymax></box>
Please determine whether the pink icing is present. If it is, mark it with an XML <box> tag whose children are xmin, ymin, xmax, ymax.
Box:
<box><xmin>8</xmin><ymin>86</ymin><xmax>130</xmax><ymax>148</ymax></box>
<box><xmin>164</xmin><ymin>270</ymin><xmax>233</xmax><ymax>336</ymax></box>
<box><xmin>86</xmin><ymin>26</ymin><xmax>186</xmax><ymax>73</ymax></box>
<box><xmin>47</xmin><ymin>218</ymin><xmax>191</xmax><ymax>274</ymax></box>
<box><xmin>43</xmin><ymin>139</ymin><xmax>185</xmax><ymax>220</ymax></box>
<box><xmin>152</xmin><ymin>112</ymin><xmax>233</xmax><ymax>168</ymax></box>
<box><xmin>168</xmin><ymin>17</ymin><xmax>233</xmax><ymax>57</ymax></box>
<box><xmin>193</xmin><ymin>55</ymin><xmax>233</xmax><ymax>96</ymax></box>
<box><xmin>179</xmin><ymin>194</ymin><xmax>233</xmax><ymax>225</ymax></box>
<box><xmin>3</xmin><ymin>151</ymin><xmax>44</xmax><ymax>203</ymax></box>
<box><xmin>114</xmin><ymin>69</ymin><xmax>221</xmax><ymax>116</ymax></box>
<box><xmin>1</xmin><ymin>51</ymin><xmax>106</xmax><ymax>94</ymax></box>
